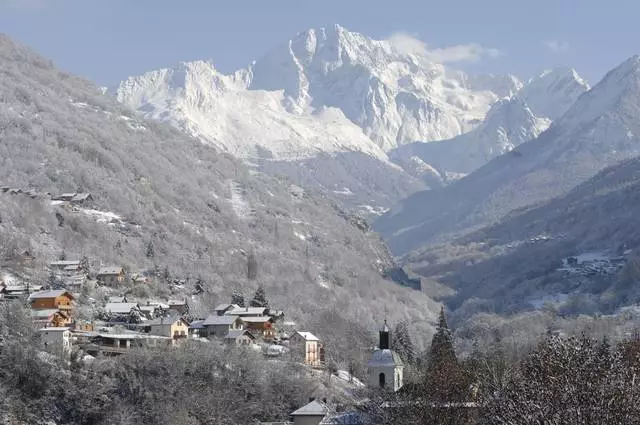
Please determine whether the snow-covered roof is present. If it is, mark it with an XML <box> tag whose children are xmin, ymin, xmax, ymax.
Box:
<box><xmin>213</xmin><ymin>303</ymin><xmax>238</xmax><ymax>311</ymax></box>
<box><xmin>295</xmin><ymin>331</ymin><xmax>319</xmax><ymax>341</ymax></box>
<box><xmin>367</xmin><ymin>349</ymin><xmax>403</xmax><ymax>367</ymax></box>
<box><xmin>107</xmin><ymin>296</ymin><xmax>127</xmax><ymax>303</ymax></box>
<box><xmin>31</xmin><ymin>309</ymin><xmax>66</xmax><ymax>319</ymax></box>
<box><xmin>225</xmin><ymin>306</ymin><xmax>268</xmax><ymax>316</ymax></box>
<box><xmin>203</xmin><ymin>315</ymin><xmax>239</xmax><ymax>326</ymax></box>
<box><xmin>224</xmin><ymin>329</ymin><xmax>254</xmax><ymax>340</ymax></box>
<box><xmin>38</xmin><ymin>327</ymin><xmax>70</xmax><ymax>332</ymax></box>
<box><xmin>105</xmin><ymin>302</ymin><xmax>139</xmax><ymax>314</ymax></box>
<box><xmin>97</xmin><ymin>267</ymin><xmax>124</xmax><ymax>276</ymax></box>
<box><xmin>291</xmin><ymin>400</ymin><xmax>327</xmax><ymax>417</ymax></box>
<box><xmin>50</xmin><ymin>260</ymin><xmax>80</xmax><ymax>267</ymax></box>
<box><xmin>143</xmin><ymin>316</ymin><xmax>186</xmax><ymax>327</ymax></box>
<box><xmin>29</xmin><ymin>290</ymin><xmax>73</xmax><ymax>300</ymax></box>
<box><xmin>168</xmin><ymin>299</ymin><xmax>187</xmax><ymax>306</ymax></box>
<box><xmin>240</xmin><ymin>316</ymin><xmax>272</xmax><ymax>323</ymax></box>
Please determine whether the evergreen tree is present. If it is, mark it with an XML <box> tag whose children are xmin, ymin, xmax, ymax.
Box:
<box><xmin>247</xmin><ymin>251</ymin><xmax>258</xmax><ymax>281</ymax></box>
<box><xmin>428</xmin><ymin>307</ymin><xmax>457</xmax><ymax>370</ymax></box>
<box><xmin>231</xmin><ymin>288</ymin><xmax>245</xmax><ymax>307</ymax></box>
<box><xmin>250</xmin><ymin>285</ymin><xmax>269</xmax><ymax>308</ymax></box>
<box><xmin>392</xmin><ymin>321</ymin><xmax>416</xmax><ymax>364</ymax></box>
<box><xmin>79</xmin><ymin>255</ymin><xmax>90</xmax><ymax>274</ymax></box>
<box><xmin>145</xmin><ymin>241</ymin><xmax>155</xmax><ymax>258</ymax></box>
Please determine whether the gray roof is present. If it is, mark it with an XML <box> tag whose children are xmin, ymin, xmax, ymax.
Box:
<box><xmin>189</xmin><ymin>320</ymin><xmax>205</xmax><ymax>329</ymax></box>
<box><xmin>240</xmin><ymin>316</ymin><xmax>273</xmax><ymax>323</ymax></box>
<box><xmin>367</xmin><ymin>349</ymin><xmax>403</xmax><ymax>367</ymax></box>
<box><xmin>143</xmin><ymin>316</ymin><xmax>186</xmax><ymax>327</ymax></box>
<box><xmin>291</xmin><ymin>400</ymin><xmax>328</xmax><ymax>417</ymax></box>
<box><xmin>225</xmin><ymin>329</ymin><xmax>254</xmax><ymax>340</ymax></box>
<box><xmin>105</xmin><ymin>302</ymin><xmax>139</xmax><ymax>314</ymax></box>
<box><xmin>203</xmin><ymin>314</ymin><xmax>239</xmax><ymax>326</ymax></box>
<box><xmin>225</xmin><ymin>306</ymin><xmax>268</xmax><ymax>316</ymax></box>
<box><xmin>29</xmin><ymin>290</ymin><xmax>73</xmax><ymax>300</ymax></box>
<box><xmin>50</xmin><ymin>260</ymin><xmax>80</xmax><ymax>267</ymax></box>
<box><xmin>98</xmin><ymin>267</ymin><xmax>124</xmax><ymax>276</ymax></box>
<box><xmin>213</xmin><ymin>303</ymin><xmax>237</xmax><ymax>311</ymax></box>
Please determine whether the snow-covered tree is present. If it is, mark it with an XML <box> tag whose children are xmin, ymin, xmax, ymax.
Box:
<box><xmin>231</xmin><ymin>288</ymin><xmax>245</xmax><ymax>307</ymax></box>
<box><xmin>392</xmin><ymin>321</ymin><xmax>416</xmax><ymax>364</ymax></box>
<box><xmin>250</xmin><ymin>285</ymin><xmax>269</xmax><ymax>308</ymax></box>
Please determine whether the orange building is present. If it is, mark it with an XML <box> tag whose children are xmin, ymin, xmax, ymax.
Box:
<box><xmin>29</xmin><ymin>290</ymin><xmax>74</xmax><ymax>325</ymax></box>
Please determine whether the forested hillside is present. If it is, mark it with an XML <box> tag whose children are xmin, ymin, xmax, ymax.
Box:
<box><xmin>0</xmin><ymin>34</ymin><xmax>439</xmax><ymax>350</ymax></box>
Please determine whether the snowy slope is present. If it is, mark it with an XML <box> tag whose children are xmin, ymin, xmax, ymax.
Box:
<box><xmin>116</xmin><ymin>60</ymin><xmax>387</xmax><ymax>161</ymax></box>
<box><xmin>115</xmin><ymin>25</ymin><xmax>518</xmax><ymax>161</ymax></box>
<box><xmin>376</xmin><ymin>56</ymin><xmax>640</xmax><ymax>255</ymax></box>
<box><xmin>389</xmin><ymin>68</ymin><xmax>588</xmax><ymax>175</ymax></box>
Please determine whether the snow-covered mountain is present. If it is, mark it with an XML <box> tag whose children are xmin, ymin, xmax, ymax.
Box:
<box><xmin>115</xmin><ymin>25</ymin><xmax>517</xmax><ymax>161</ymax></box>
<box><xmin>376</xmin><ymin>55</ymin><xmax>640</xmax><ymax>255</ymax></box>
<box><xmin>389</xmin><ymin>68</ymin><xmax>589</xmax><ymax>175</ymax></box>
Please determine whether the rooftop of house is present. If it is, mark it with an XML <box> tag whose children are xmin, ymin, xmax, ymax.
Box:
<box><xmin>225</xmin><ymin>329</ymin><xmax>254</xmax><ymax>340</ymax></box>
<box><xmin>240</xmin><ymin>316</ymin><xmax>273</xmax><ymax>323</ymax></box>
<box><xmin>94</xmin><ymin>331</ymin><xmax>171</xmax><ymax>340</ymax></box>
<box><xmin>189</xmin><ymin>319</ymin><xmax>205</xmax><ymax>329</ymax></box>
<box><xmin>98</xmin><ymin>267</ymin><xmax>124</xmax><ymax>275</ymax></box>
<box><xmin>203</xmin><ymin>315</ymin><xmax>239</xmax><ymax>326</ymax></box>
<box><xmin>105</xmin><ymin>302</ymin><xmax>139</xmax><ymax>314</ymax></box>
<box><xmin>225</xmin><ymin>306</ymin><xmax>268</xmax><ymax>316</ymax></box>
<box><xmin>291</xmin><ymin>400</ymin><xmax>328</xmax><ymax>417</ymax></box>
<box><xmin>50</xmin><ymin>260</ymin><xmax>80</xmax><ymax>267</ymax></box>
<box><xmin>29</xmin><ymin>289</ymin><xmax>74</xmax><ymax>300</ymax></box>
<box><xmin>107</xmin><ymin>296</ymin><xmax>127</xmax><ymax>303</ymax></box>
<box><xmin>143</xmin><ymin>316</ymin><xmax>187</xmax><ymax>327</ymax></box>
<box><xmin>213</xmin><ymin>303</ymin><xmax>238</xmax><ymax>312</ymax></box>
<box><xmin>294</xmin><ymin>331</ymin><xmax>319</xmax><ymax>342</ymax></box>
<box><xmin>168</xmin><ymin>300</ymin><xmax>187</xmax><ymax>306</ymax></box>
<box><xmin>38</xmin><ymin>327</ymin><xmax>71</xmax><ymax>332</ymax></box>
<box><xmin>31</xmin><ymin>309</ymin><xmax>67</xmax><ymax>319</ymax></box>
<box><xmin>367</xmin><ymin>349</ymin><xmax>403</xmax><ymax>367</ymax></box>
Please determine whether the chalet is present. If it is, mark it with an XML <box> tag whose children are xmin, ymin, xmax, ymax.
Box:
<box><xmin>188</xmin><ymin>319</ymin><xmax>205</xmax><ymax>338</ymax></box>
<box><xmin>140</xmin><ymin>316</ymin><xmax>189</xmax><ymax>340</ymax></box>
<box><xmin>201</xmin><ymin>314</ymin><xmax>243</xmax><ymax>338</ymax></box>
<box><xmin>225</xmin><ymin>306</ymin><xmax>269</xmax><ymax>317</ymax></box>
<box><xmin>81</xmin><ymin>331</ymin><xmax>171</xmax><ymax>356</ymax></box>
<box><xmin>131</xmin><ymin>273</ymin><xmax>150</xmax><ymax>284</ymax></box>
<box><xmin>96</xmin><ymin>266</ymin><xmax>126</xmax><ymax>286</ymax></box>
<box><xmin>167</xmin><ymin>299</ymin><xmax>189</xmax><ymax>315</ymax></box>
<box><xmin>104</xmin><ymin>302</ymin><xmax>141</xmax><ymax>319</ymax></box>
<box><xmin>224</xmin><ymin>329</ymin><xmax>255</xmax><ymax>346</ymax></box>
<box><xmin>32</xmin><ymin>309</ymin><xmax>70</xmax><ymax>327</ymax></box>
<box><xmin>39</xmin><ymin>327</ymin><xmax>72</xmax><ymax>359</ymax></box>
<box><xmin>1</xmin><ymin>284</ymin><xmax>43</xmax><ymax>300</ymax></box>
<box><xmin>213</xmin><ymin>303</ymin><xmax>239</xmax><ymax>316</ymax></box>
<box><xmin>49</xmin><ymin>260</ymin><xmax>82</xmax><ymax>273</ymax></box>
<box><xmin>29</xmin><ymin>290</ymin><xmax>74</xmax><ymax>315</ymax></box>
<box><xmin>290</xmin><ymin>331</ymin><xmax>322</xmax><ymax>368</ymax></box>
<box><xmin>240</xmin><ymin>316</ymin><xmax>275</xmax><ymax>340</ymax></box>
<box><xmin>71</xmin><ymin>192</ymin><xmax>93</xmax><ymax>204</ymax></box>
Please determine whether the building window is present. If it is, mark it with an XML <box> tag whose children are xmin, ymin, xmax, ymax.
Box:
<box><xmin>379</xmin><ymin>373</ymin><xmax>386</xmax><ymax>388</ymax></box>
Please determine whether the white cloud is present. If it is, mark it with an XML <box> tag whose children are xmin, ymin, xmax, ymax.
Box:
<box><xmin>545</xmin><ymin>40</ymin><xmax>569</xmax><ymax>53</ymax></box>
<box><xmin>387</xmin><ymin>32</ymin><xmax>502</xmax><ymax>64</ymax></box>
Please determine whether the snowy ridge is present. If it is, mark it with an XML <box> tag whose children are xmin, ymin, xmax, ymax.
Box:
<box><xmin>115</xmin><ymin>25</ymin><xmax>519</xmax><ymax>162</ymax></box>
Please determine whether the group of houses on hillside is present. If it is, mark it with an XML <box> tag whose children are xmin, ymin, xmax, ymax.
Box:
<box><xmin>1</xmin><ymin>185</ymin><xmax>93</xmax><ymax>206</ymax></box>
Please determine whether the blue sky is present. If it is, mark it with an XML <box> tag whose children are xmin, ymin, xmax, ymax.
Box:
<box><xmin>0</xmin><ymin>0</ymin><xmax>637</xmax><ymax>86</ymax></box>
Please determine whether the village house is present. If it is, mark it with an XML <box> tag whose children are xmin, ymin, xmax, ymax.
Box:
<box><xmin>0</xmin><ymin>284</ymin><xmax>43</xmax><ymax>300</ymax></box>
<box><xmin>225</xmin><ymin>306</ymin><xmax>269</xmax><ymax>317</ymax></box>
<box><xmin>104</xmin><ymin>302</ymin><xmax>142</xmax><ymax>320</ymax></box>
<box><xmin>213</xmin><ymin>303</ymin><xmax>239</xmax><ymax>316</ymax></box>
<box><xmin>96</xmin><ymin>266</ymin><xmax>126</xmax><ymax>286</ymax></box>
<box><xmin>29</xmin><ymin>290</ymin><xmax>74</xmax><ymax>316</ymax></box>
<box><xmin>140</xmin><ymin>316</ymin><xmax>189</xmax><ymax>340</ymax></box>
<box><xmin>39</xmin><ymin>327</ymin><xmax>72</xmax><ymax>359</ymax></box>
<box><xmin>188</xmin><ymin>319</ymin><xmax>205</xmax><ymax>338</ymax></box>
<box><xmin>167</xmin><ymin>299</ymin><xmax>189</xmax><ymax>315</ymax></box>
<box><xmin>81</xmin><ymin>331</ymin><xmax>171</xmax><ymax>356</ymax></box>
<box><xmin>290</xmin><ymin>331</ymin><xmax>323</xmax><ymax>368</ymax></box>
<box><xmin>70</xmin><ymin>192</ymin><xmax>93</xmax><ymax>205</ymax></box>
<box><xmin>224</xmin><ymin>329</ymin><xmax>255</xmax><ymax>346</ymax></box>
<box><xmin>241</xmin><ymin>316</ymin><xmax>276</xmax><ymax>340</ymax></box>
<box><xmin>201</xmin><ymin>314</ymin><xmax>243</xmax><ymax>338</ymax></box>
<box><xmin>49</xmin><ymin>260</ymin><xmax>82</xmax><ymax>273</ymax></box>
<box><xmin>32</xmin><ymin>309</ymin><xmax>71</xmax><ymax>327</ymax></box>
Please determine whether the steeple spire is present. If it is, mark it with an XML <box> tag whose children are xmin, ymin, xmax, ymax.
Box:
<box><xmin>379</xmin><ymin>319</ymin><xmax>390</xmax><ymax>350</ymax></box>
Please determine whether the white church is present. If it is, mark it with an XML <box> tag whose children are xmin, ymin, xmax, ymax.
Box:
<box><xmin>367</xmin><ymin>320</ymin><xmax>404</xmax><ymax>392</ymax></box>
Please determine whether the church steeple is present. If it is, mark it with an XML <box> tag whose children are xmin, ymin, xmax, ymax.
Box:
<box><xmin>379</xmin><ymin>319</ymin><xmax>390</xmax><ymax>350</ymax></box>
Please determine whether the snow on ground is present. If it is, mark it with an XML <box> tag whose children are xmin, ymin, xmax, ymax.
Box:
<box><xmin>228</xmin><ymin>180</ymin><xmax>254</xmax><ymax>220</ymax></box>
<box><xmin>333</xmin><ymin>187</ymin><xmax>354</xmax><ymax>196</ymax></box>
<box><xmin>358</xmin><ymin>205</ymin><xmax>389</xmax><ymax>216</ymax></box>
<box><xmin>336</xmin><ymin>370</ymin><xmax>365</xmax><ymax>387</ymax></box>
<box><xmin>0</xmin><ymin>271</ymin><xmax>18</xmax><ymax>285</ymax></box>
<box><xmin>79</xmin><ymin>208</ymin><xmax>122</xmax><ymax>224</ymax></box>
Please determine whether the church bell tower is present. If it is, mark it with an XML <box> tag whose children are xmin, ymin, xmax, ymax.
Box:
<box><xmin>367</xmin><ymin>320</ymin><xmax>404</xmax><ymax>392</ymax></box>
